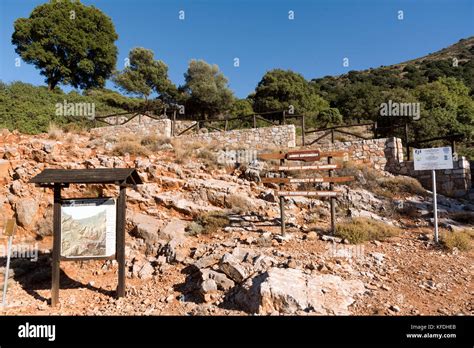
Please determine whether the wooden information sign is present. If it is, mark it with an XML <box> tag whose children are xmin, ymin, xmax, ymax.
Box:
<box><xmin>259</xmin><ymin>149</ymin><xmax>353</xmax><ymax>236</ymax></box>
<box><xmin>30</xmin><ymin>168</ymin><xmax>143</xmax><ymax>307</ymax></box>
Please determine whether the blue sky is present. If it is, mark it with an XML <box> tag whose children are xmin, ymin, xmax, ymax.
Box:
<box><xmin>0</xmin><ymin>0</ymin><xmax>473</xmax><ymax>98</ymax></box>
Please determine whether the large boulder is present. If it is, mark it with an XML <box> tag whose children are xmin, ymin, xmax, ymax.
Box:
<box><xmin>218</xmin><ymin>253</ymin><xmax>251</xmax><ymax>283</ymax></box>
<box><xmin>233</xmin><ymin>267</ymin><xmax>365</xmax><ymax>315</ymax></box>
<box><xmin>15</xmin><ymin>198</ymin><xmax>39</xmax><ymax>227</ymax></box>
<box><xmin>128</xmin><ymin>213</ymin><xmax>165</xmax><ymax>246</ymax></box>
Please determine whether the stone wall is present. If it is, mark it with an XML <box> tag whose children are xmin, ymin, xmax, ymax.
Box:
<box><xmin>90</xmin><ymin>118</ymin><xmax>470</xmax><ymax>197</ymax></box>
<box><xmin>310</xmin><ymin>137</ymin><xmax>471</xmax><ymax>197</ymax></box>
<box><xmin>180</xmin><ymin>125</ymin><xmax>296</xmax><ymax>149</ymax></box>
<box><xmin>91</xmin><ymin>118</ymin><xmax>172</xmax><ymax>138</ymax></box>
<box><xmin>91</xmin><ymin>118</ymin><xmax>297</xmax><ymax>149</ymax></box>
<box><xmin>307</xmin><ymin>138</ymin><xmax>400</xmax><ymax>171</ymax></box>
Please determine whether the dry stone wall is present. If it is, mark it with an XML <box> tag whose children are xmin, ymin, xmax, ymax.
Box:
<box><xmin>91</xmin><ymin>118</ymin><xmax>296</xmax><ymax>149</ymax></box>
<box><xmin>90</xmin><ymin>118</ymin><xmax>470</xmax><ymax>197</ymax></box>
<box><xmin>181</xmin><ymin>125</ymin><xmax>296</xmax><ymax>149</ymax></box>
<box><xmin>91</xmin><ymin>118</ymin><xmax>172</xmax><ymax>138</ymax></box>
<box><xmin>313</xmin><ymin>137</ymin><xmax>471</xmax><ymax>197</ymax></box>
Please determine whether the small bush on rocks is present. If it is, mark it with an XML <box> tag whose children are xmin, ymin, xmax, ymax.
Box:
<box><xmin>335</xmin><ymin>217</ymin><xmax>401</xmax><ymax>244</ymax></box>
<box><xmin>440</xmin><ymin>229</ymin><xmax>473</xmax><ymax>251</ymax></box>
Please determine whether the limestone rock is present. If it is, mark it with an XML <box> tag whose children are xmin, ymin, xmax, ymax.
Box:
<box><xmin>129</xmin><ymin>213</ymin><xmax>165</xmax><ymax>246</ymax></box>
<box><xmin>201</xmin><ymin>269</ymin><xmax>235</xmax><ymax>291</ymax></box>
<box><xmin>15</xmin><ymin>198</ymin><xmax>39</xmax><ymax>227</ymax></box>
<box><xmin>234</xmin><ymin>267</ymin><xmax>365</xmax><ymax>315</ymax></box>
<box><xmin>219</xmin><ymin>253</ymin><xmax>250</xmax><ymax>283</ymax></box>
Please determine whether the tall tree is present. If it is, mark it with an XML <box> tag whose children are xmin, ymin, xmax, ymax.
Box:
<box><xmin>414</xmin><ymin>77</ymin><xmax>473</xmax><ymax>141</ymax></box>
<box><xmin>114</xmin><ymin>47</ymin><xmax>176</xmax><ymax>102</ymax></box>
<box><xmin>12</xmin><ymin>0</ymin><xmax>118</xmax><ymax>90</ymax></box>
<box><xmin>252</xmin><ymin>69</ymin><xmax>330</xmax><ymax>117</ymax></box>
<box><xmin>182</xmin><ymin>60</ymin><xmax>234</xmax><ymax>119</ymax></box>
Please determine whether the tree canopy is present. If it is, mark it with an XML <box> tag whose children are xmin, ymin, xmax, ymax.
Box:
<box><xmin>182</xmin><ymin>60</ymin><xmax>234</xmax><ymax>119</ymax></box>
<box><xmin>252</xmin><ymin>69</ymin><xmax>330</xmax><ymax>117</ymax></box>
<box><xmin>114</xmin><ymin>47</ymin><xmax>176</xmax><ymax>101</ymax></box>
<box><xmin>12</xmin><ymin>0</ymin><xmax>118</xmax><ymax>90</ymax></box>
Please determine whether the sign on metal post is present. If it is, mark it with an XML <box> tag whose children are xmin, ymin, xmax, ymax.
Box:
<box><xmin>414</xmin><ymin>147</ymin><xmax>453</xmax><ymax>243</ymax></box>
<box><xmin>414</xmin><ymin>147</ymin><xmax>453</xmax><ymax>171</ymax></box>
<box><xmin>2</xmin><ymin>219</ymin><xmax>16</xmax><ymax>307</ymax></box>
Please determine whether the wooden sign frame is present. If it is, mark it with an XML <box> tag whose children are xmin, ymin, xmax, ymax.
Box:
<box><xmin>262</xmin><ymin>176</ymin><xmax>354</xmax><ymax>184</ymax></box>
<box><xmin>260</xmin><ymin>149</ymin><xmax>352</xmax><ymax>236</ymax></box>
<box><xmin>30</xmin><ymin>168</ymin><xmax>142</xmax><ymax>307</ymax></box>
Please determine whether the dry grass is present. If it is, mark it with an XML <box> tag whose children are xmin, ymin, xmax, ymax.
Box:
<box><xmin>140</xmin><ymin>134</ymin><xmax>171</xmax><ymax>151</ymax></box>
<box><xmin>226</xmin><ymin>194</ymin><xmax>254</xmax><ymax>214</ymax></box>
<box><xmin>112</xmin><ymin>135</ymin><xmax>150</xmax><ymax>156</ymax></box>
<box><xmin>186</xmin><ymin>211</ymin><xmax>229</xmax><ymax>236</ymax></box>
<box><xmin>440</xmin><ymin>228</ymin><xmax>474</xmax><ymax>251</ymax></box>
<box><xmin>338</xmin><ymin>162</ymin><xmax>427</xmax><ymax>198</ymax></box>
<box><xmin>62</xmin><ymin>122</ymin><xmax>88</xmax><ymax>135</ymax></box>
<box><xmin>47</xmin><ymin>123</ymin><xmax>64</xmax><ymax>140</ymax></box>
<box><xmin>377</xmin><ymin>176</ymin><xmax>428</xmax><ymax>197</ymax></box>
<box><xmin>335</xmin><ymin>217</ymin><xmax>402</xmax><ymax>244</ymax></box>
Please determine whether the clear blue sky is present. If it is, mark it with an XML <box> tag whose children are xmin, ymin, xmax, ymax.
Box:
<box><xmin>0</xmin><ymin>0</ymin><xmax>473</xmax><ymax>98</ymax></box>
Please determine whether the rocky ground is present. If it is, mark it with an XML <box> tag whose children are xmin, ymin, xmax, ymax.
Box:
<box><xmin>0</xmin><ymin>128</ymin><xmax>473</xmax><ymax>316</ymax></box>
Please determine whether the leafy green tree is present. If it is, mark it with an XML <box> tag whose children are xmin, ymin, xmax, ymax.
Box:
<box><xmin>114</xmin><ymin>47</ymin><xmax>176</xmax><ymax>102</ymax></box>
<box><xmin>230</xmin><ymin>99</ymin><xmax>254</xmax><ymax>117</ymax></box>
<box><xmin>253</xmin><ymin>69</ymin><xmax>330</xmax><ymax>117</ymax></box>
<box><xmin>334</xmin><ymin>82</ymin><xmax>383</xmax><ymax>122</ymax></box>
<box><xmin>317</xmin><ymin>108</ymin><xmax>343</xmax><ymax>127</ymax></box>
<box><xmin>12</xmin><ymin>0</ymin><xmax>118</xmax><ymax>90</ymax></box>
<box><xmin>182</xmin><ymin>60</ymin><xmax>234</xmax><ymax>119</ymax></box>
<box><xmin>414</xmin><ymin>77</ymin><xmax>473</xmax><ymax>142</ymax></box>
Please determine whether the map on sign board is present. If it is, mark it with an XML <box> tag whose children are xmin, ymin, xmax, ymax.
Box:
<box><xmin>60</xmin><ymin>198</ymin><xmax>116</xmax><ymax>258</ymax></box>
<box><xmin>413</xmin><ymin>147</ymin><xmax>453</xmax><ymax>171</ymax></box>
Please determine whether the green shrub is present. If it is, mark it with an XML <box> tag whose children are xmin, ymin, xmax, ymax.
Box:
<box><xmin>0</xmin><ymin>81</ymin><xmax>137</xmax><ymax>134</ymax></box>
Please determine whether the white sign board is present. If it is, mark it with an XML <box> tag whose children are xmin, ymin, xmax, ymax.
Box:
<box><xmin>60</xmin><ymin>198</ymin><xmax>116</xmax><ymax>258</ymax></box>
<box><xmin>413</xmin><ymin>147</ymin><xmax>453</xmax><ymax>171</ymax></box>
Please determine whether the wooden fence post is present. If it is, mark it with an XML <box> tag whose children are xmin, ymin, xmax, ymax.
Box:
<box><xmin>405</xmin><ymin>123</ymin><xmax>410</xmax><ymax>161</ymax></box>
<box><xmin>172</xmin><ymin>110</ymin><xmax>176</xmax><ymax>137</ymax></box>
<box><xmin>301</xmin><ymin>115</ymin><xmax>306</xmax><ymax>146</ymax></box>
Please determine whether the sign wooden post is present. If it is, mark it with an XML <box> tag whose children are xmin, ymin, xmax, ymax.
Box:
<box><xmin>116</xmin><ymin>185</ymin><xmax>127</xmax><ymax>297</ymax></box>
<box><xmin>259</xmin><ymin>150</ymin><xmax>352</xmax><ymax>236</ymax></box>
<box><xmin>30</xmin><ymin>168</ymin><xmax>142</xmax><ymax>306</ymax></box>
<box><xmin>279</xmin><ymin>152</ymin><xmax>286</xmax><ymax>236</ymax></box>
<box><xmin>328</xmin><ymin>156</ymin><xmax>336</xmax><ymax>235</ymax></box>
<box><xmin>51</xmin><ymin>184</ymin><xmax>62</xmax><ymax>306</ymax></box>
